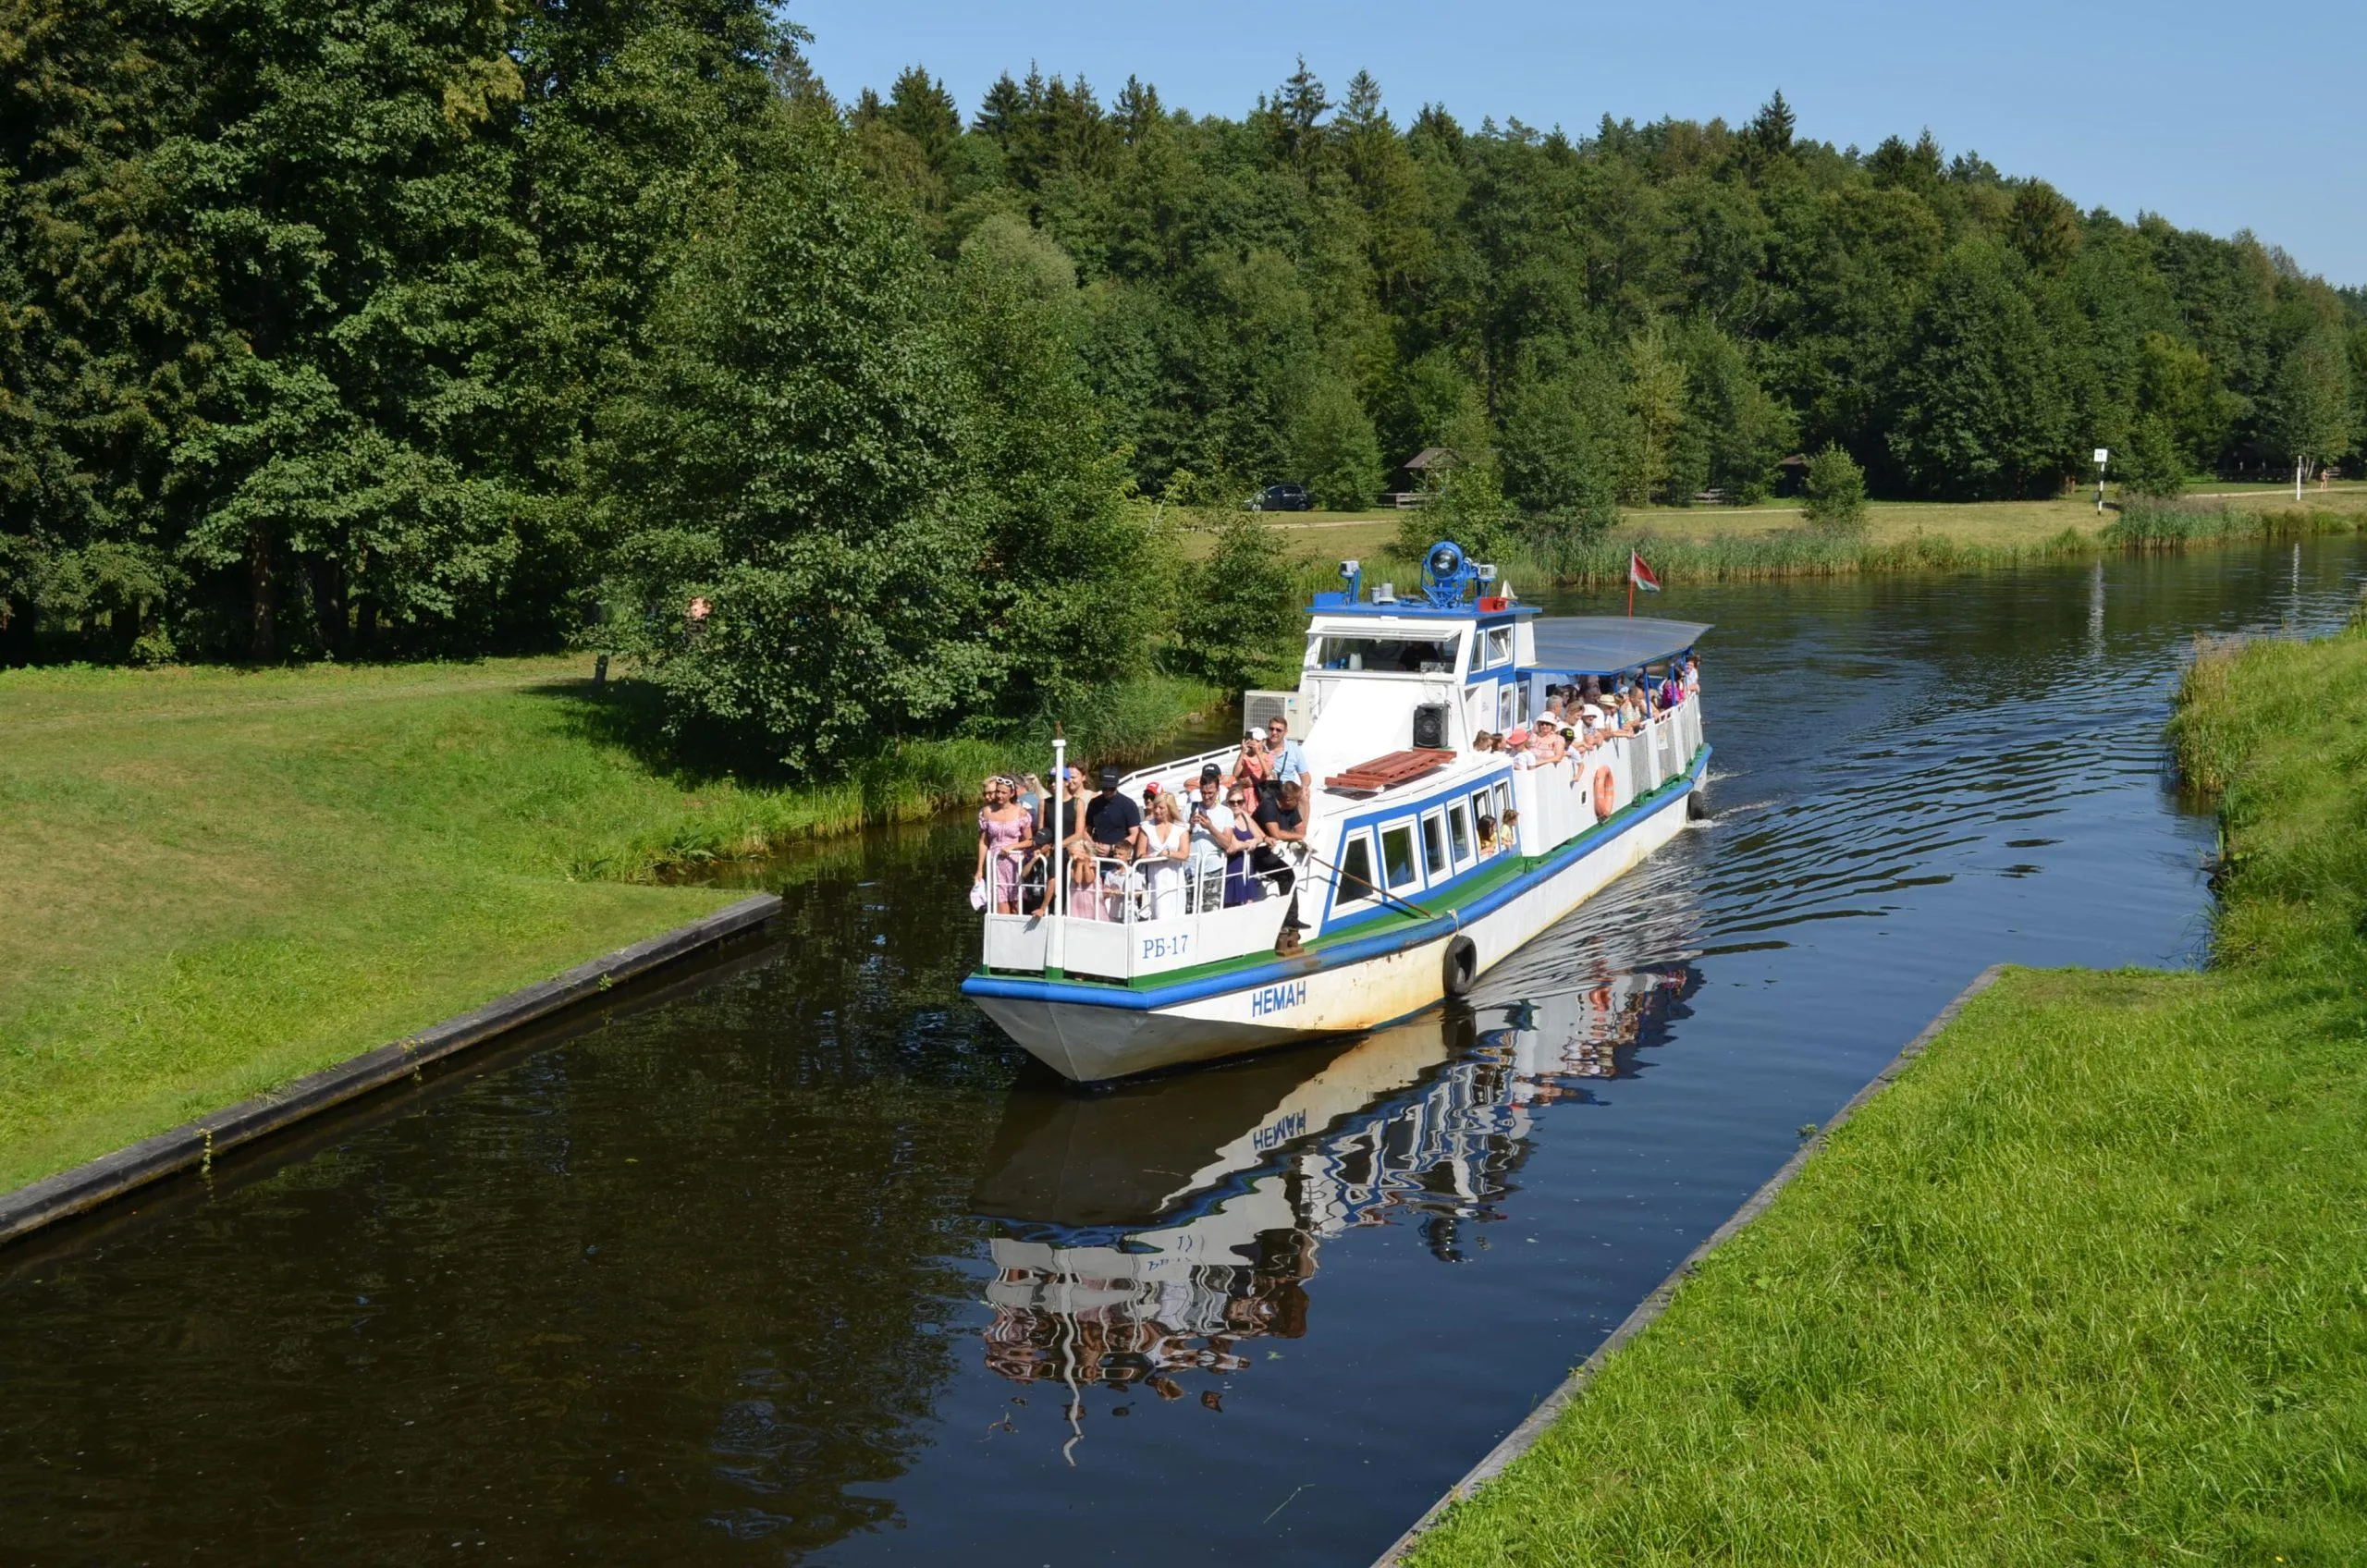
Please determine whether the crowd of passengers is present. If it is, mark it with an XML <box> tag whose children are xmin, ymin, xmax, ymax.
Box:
<box><xmin>972</xmin><ymin>717</ymin><xmax>1312</xmax><ymax>921</ymax></box>
<box><xmin>973</xmin><ymin>656</ymin><xmax>1699</xmax><ymax>918</ymax></box>
<box><xmin>1471</xmin><ymin>655</ymin><xmax>1699</xmax><ymax>768</ymax></box>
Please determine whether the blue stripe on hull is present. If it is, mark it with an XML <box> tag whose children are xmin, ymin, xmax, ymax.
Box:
<box><xmin>960</xmin><ymin>743</ymin><xmax>1710</xmax><ymax>1015</ymax></box>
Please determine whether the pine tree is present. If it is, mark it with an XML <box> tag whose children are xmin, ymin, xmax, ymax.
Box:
<box><xmin>884</xmin><ymin>65</ymin><xmax>960</xmax><ymax>169</ymax></box>
<box><xmin>1748</xmin><ymin>90</ymin><xmax>1795</xmax><ymax>158</ymax></box>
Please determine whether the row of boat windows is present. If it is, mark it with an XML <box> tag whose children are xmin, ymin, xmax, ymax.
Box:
<box><xmin>1306</xmin><ymin>625</ymin><xmax>1515</xmax><ymax>675</ymax></box>
<box><xmin>1335</xmin><ymin>781</ymin><xmax>1516</xmax><ymax>911</ymax></box>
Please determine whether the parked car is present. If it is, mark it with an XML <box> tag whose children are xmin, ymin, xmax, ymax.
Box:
<box><xmin>1246</xmin><ymin>482</ymin><xmax>1312</xmax><ymax>512</ymax></box>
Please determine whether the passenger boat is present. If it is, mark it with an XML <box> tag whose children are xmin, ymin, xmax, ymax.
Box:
<box><xmin>960</xmin><ymin>540</ymin><xmax>1711</xmax><ymax>1082</ymax></box>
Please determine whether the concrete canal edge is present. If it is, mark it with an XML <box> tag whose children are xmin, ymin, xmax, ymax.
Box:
<box><xmin>0</xmin><ymin>893</ymin><xmax>781</xmax><ymax>1251</ymax></box>
<box><xmin>1369</xmin><ymin>962</ymin><xmax>2009</xmax><ymax>1567</ymax></box>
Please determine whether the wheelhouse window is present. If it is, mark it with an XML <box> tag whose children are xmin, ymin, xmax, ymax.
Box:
<box><xmin>1420</xmin><ymin>811</ymin><xmax>1451</xmax><ymax>879</ymax></box>
<box><xmin>1515</xmin><ymin>680</ymin><xmax>1532</xmax><ymax>726</ymax></box>
<box><xmin>1495</xmin><ymin>683</ymin><xmax>1514</xmax><ymax>730</ymax></box>
<box><xmin>1336</xmin><ymin>831</ymin><xmax>1380</xmax><ymax>906</ymax></box>
<box><xmin>1380</xmin><ymin>822</ymin><xmax>1421</xmax><ymax>889</ymax></box>
<box><xmin>1448</xmin><ymin>802</ymin><xmax>1474</xmax><ymax>864</ymax></box>
<box><xmin>1309</xmin><ymin>633</ymin><xmax>1464</xmax><ymax>675</ymax></box>
<box><xmin>1482</xmin><ymin>625</ymin><xmax>1513</xmax><ymax>668</ymax></box>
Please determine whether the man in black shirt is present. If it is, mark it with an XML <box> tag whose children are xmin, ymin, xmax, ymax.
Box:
<box><xmin>1083</xmin><ymin>764</ymin><xmax>1143</xmax><ymax>862</ymax></box>
<box><xmin>1251</xmin><ymin>779</ymin><xmax>1307</xmax><ymax>894</ymax></box>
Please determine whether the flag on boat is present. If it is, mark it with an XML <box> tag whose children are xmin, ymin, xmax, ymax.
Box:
<box><xmin>1629</xmin><ymin>551</ymin><xmax>1661</xmax><ymax>593</ymax></box>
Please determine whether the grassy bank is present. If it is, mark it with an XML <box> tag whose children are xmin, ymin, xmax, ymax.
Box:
<box><xmin>1409</xmin><ymin>612</ymin><xmax>2367</xmax><ymax>1562</ymax></box>
<box><xmin>1239</xmin><ymin>486</ymin><xmax>2367</xmax><ymax>590</ymax></box>
<box><xmin>0</xmin><ymin>657</ymin><xmax>1216</xmax><ymax>1190</ymax></box>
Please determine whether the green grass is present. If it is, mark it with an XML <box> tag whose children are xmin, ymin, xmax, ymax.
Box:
<box><xmin>0</xmin><ymin>655</ymin><xmax>1217</xmax><ymax>1190</ymax></box>
<box><xmin>1236</xmin><ymin>488</ymin><xmax>2367</xmax><ymax>590</ymax></box>
<box><xmin>1409</xmin><ymin>608</ymin><xmax>2367</xmax><ymax>1562</ymax></box>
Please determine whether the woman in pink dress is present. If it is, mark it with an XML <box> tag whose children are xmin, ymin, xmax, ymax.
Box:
<box><xmin>974</xmin><ymin>777</ymin><xmax>1032</xmax><ymax>914</ymax></box>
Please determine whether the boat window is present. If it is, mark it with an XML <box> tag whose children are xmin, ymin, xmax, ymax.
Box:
<box><xmin>1336</xmin><ymin>831</ymin><xmax>1380</xmax><ymax>906</ymax></box>
<box><xmin>1495</xmin><ymin>683</ymin><xmax>1514</xmax><ymax>730</ymax></box>
<box><xmin>1420</xmin><ymin>811</ymin><xmax>1450</xmax><ymax>878</ymax></box>
<box><xmin>1515</xmin><ymin>680</ymin><xmax>1532</xmax><ymax>726</ymax></box>
<box><xmin>1309</xmin><ymin>633</ymin><xmax>1463</xmax><ymax>675</ymax></box>
<box><xmin>1448</xmin><ymin>802</ymin><xmax>1474</xmax><ymax>864</ymax></box>
<box><xmin>1469</xmin><ymin>789</ymin><xmax>1492</xmax><ymax>828</ymax></box>
<box><xmin>1380</xmin><ymin>822</ymin><xmax>1421</xmax><ymax>889</ymax></box>
<box><xmin>1492</xmin><ymin>780</ymin><xmax>1512</xmax><ymax>821</ymax></box>
<box><xmin>1482</xmin><ymin>625</ymin><xmax>1513</xmax><ymax>669</ymax></box>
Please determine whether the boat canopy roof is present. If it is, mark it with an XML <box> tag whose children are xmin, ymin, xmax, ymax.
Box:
<box><xmin>1527</xmin><ymin>616</ymin><xmax>1711</xmax><ymax>675</ymax></box>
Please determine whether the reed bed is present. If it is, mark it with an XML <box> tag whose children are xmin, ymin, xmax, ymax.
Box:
<box><xmin>1300</xmin><ymin>504</ymin><xmax>2363</xmax><ymax>596</ymax></box>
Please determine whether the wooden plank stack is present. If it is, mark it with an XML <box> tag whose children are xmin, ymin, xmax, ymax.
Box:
<box><xmin>1325</xmin><ymin>748</ymin><xmax>1457</xmax><ymax>793</ymax></box>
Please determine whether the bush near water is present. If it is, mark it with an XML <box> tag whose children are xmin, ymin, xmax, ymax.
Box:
<box><xmin>1407</xmin><ymin>606</ymin><xmax>2367</xmax><ymax>1563</ymax></box>
<box><xmin>6</xmin><ymin>8</ymin><xmax>2367</xmax><ymax>777</ymax></box>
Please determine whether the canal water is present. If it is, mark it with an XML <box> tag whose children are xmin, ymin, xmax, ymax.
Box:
<box><xmin>5</xmin><ymin>540</ymin><xmax>2362</xmax><ymax>1565</ymax></box>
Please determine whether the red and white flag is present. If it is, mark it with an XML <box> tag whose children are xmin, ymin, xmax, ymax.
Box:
<box><xmin>1629</xmin><ymin>551</ymin><xmax>1661</xmax><ymax>593</ymax></box>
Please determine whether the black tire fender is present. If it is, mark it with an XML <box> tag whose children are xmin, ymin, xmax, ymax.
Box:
<box><xmin>1441</xmin><ymin>934</ymin><xmax>1478</xmax><ymax>998</ymax></box>
<box><xmin>1686</xmin><ymin>783</ymin><xmax>1710</xmax><ymax>820</ymax></box>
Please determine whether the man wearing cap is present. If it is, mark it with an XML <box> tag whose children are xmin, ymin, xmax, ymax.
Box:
<box><xmin>1084</xmin><ymin>765</ymin><xmax>1144</xmax><ymax>864</ymax></box>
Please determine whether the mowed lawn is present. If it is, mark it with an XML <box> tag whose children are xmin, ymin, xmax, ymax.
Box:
<box><xmin>0</xmin><ymin>657</ymin><xmax>762</xmax><ymax>1190</ymax></box>
<box><xmin>1225</xmin><ymin>484</ymin><xmax>2367</xmax><ymax>567</ymax></box>
<box><xmin>1409</xmin><ymin>613</ymin><xmax>2367</xmax><ymax>1561</ymax></box>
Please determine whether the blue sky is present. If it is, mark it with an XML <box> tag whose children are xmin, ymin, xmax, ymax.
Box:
<box><xmin>793</xmin><ymin>0</ymin><xmax>2366</xmax><ymax>287</ymax></box>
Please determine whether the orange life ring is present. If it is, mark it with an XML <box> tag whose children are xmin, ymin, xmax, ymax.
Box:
<box><xmin>1590</xmin><ymin>766</ymin><xmax>1616</xmax><ymax>819</ymax></box>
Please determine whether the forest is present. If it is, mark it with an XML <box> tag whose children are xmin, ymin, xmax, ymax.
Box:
<box><xmin>5</xmin><ymin>0</ymin><xmax>2363</xmax><ymax>771</ymax></box>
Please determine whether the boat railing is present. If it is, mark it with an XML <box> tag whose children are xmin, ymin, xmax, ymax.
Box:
<box><xmin>1118</xmin><ymin>744</ymin><xmax>1241</xmax><ymax>802</ymax></box>
<box><xmin>1062</xmin><ymin>852</ymin><xmax>1292</xmax><ymax>924</ymax></box>
<box><xmin>982</xmin><ymin>848</ymin><xmax>1302</xmax><ymax>982</ymax></box>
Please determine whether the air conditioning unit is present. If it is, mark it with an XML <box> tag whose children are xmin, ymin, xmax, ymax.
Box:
<box><xmin>1244</xmin><ymin>689</ymin><xmax>1302</xmax><ymax>735</ymax></box>
<box><xmin>1413</xmin><ymin>702</ymin><xmax>1450</xmax><ymax>750</ymax></box>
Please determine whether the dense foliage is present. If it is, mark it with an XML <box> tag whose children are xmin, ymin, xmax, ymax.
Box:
<box><xmin>6</xmin><ymin>10</ymin><xmax>2365</xmax><ymax>770</ymax></box>
<box><xmin>851</xmin><ymin>67</ymin><xmax>2366</xmax><ymax>510</ymax></box>
<box><xmin>0</xmin><ymin>0</ymin><xmax>1150</xmax><ymax>770</ymax></box>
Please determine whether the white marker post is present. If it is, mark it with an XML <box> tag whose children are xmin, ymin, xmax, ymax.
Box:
<box><xmin>2094</xmin><ymin>447</ymin><xmax>2109</xmax><ymax>513</ymax></box>
<box><xmin>1048</xmin><ymin>736</ymin><xmax>1067</xmax><ymax>976</ymax></box>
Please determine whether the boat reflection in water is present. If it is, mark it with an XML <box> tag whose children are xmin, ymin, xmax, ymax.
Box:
<box><xmin>968</xmin><ymin>962</ymin><xmax>1697</xmax><ymax>1448</ymax></box>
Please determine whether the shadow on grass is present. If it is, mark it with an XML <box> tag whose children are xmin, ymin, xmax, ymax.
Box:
<box><xmin>515</xmin><ymin>668</ymin><xmax>1234</xmax><ymax>858</ymax></box>
<box><xmin>516</xmin><ymin>675</ymin><xmax>770</xmax><ymax>790</ymax></box>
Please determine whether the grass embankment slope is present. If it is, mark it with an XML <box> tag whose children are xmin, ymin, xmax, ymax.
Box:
<box><xmin>0</xmin><ymin>658</ymin><xmax>1213</xmax><ymax>1190</ymax></box>
<box><xmin>1239</xmin><ymin>485</ymin><xmax>2367</xmax><ymax>586</ymax></box>
<box><xmin>1411</xmin><ymin>618</ymin><xmax>2367</xmax><ymax>1562</ymax></box>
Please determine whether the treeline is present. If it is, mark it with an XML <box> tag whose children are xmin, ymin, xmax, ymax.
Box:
<box><xmin>5</xmin><ymin>4</ymin><xmax>2364</xmax><ymax>772</ymax></box>
<box><xmin>851</xmin><ymin>62</ymin><xmax>2365</xmax><ymax>519</ymax></box>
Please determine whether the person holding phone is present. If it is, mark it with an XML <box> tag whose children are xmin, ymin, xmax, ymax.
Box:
<box><xmin>1185</xmin><ymin>765</ymin><xmax>1233</xmax><ymax>913</ymax></box>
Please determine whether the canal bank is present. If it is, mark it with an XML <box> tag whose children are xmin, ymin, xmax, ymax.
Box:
<box><xmin>1267</xmin><ymin>488</ymin><xmax>2367</xmax><ymax>593</ymax></box>
<box><xmin>3</xmin><ymin>541</ymin><xmax>2361</xmax><ymax>1564</ymax></box>
<box><xmin>0</xmin><ymin>894</ymin><xmax>779</xmax><ymax>1248</ymax></box>
<box><xmin>1397</xmin><ymin>602</ymin><xmax>2367</xmax><ymax>1563</ymax></box>
<box><xmin>0</xmin><ymin>657</ymin><xmax>1219</xmax><ymax>1193</ymax></box>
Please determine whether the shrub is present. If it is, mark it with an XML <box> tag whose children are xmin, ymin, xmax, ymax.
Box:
<box><xmin>1395</xmin><ymin>459</ymin><xmax>1516</xmax><ymax>565</ymax></box>
<box><xmin>2118</xmin><ymin>419</ymin><xmax>2187</xmax><ymax>501</ymax></box>
<box><xmin>1171</xmin><ymin>516</ymin><xmax>1301</xmax><ymax>692</ymax></box>
<box><xmin>1802</xmin><ymin>443</ymin><xmax>1868</xmax><ymax>530</ymax></box>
